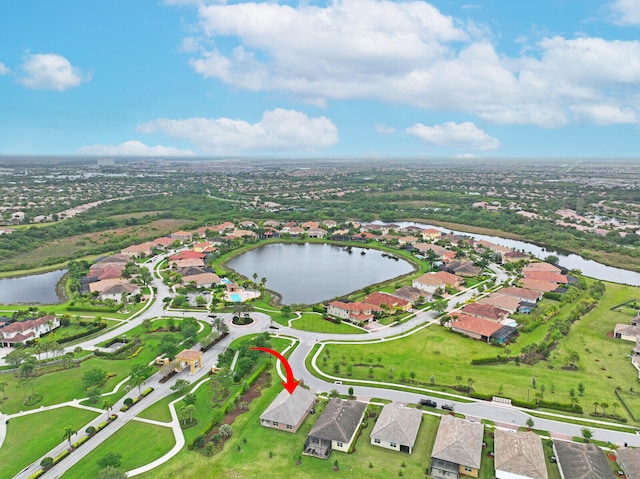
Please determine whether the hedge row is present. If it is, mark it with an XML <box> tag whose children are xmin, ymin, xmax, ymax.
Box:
<box><xmin>95</xmin><ymin>341</ymin><xmax>140</xmax><ymax>360</ymax></box>
<box><xmin>121</xmin><ymin>388</ymin><xmax>154</xmax><ymax>411</ymax></box>
<box><xmin>67</xmin><ymin>304</ymin><xmax>122</xmax><ymax>313</ymax></box>
<box><xmin>127</xmin><ymin>346</ymin><xmax>144</xmax><ymax>359</ymax></box>
<box><xmin>470</xmin><ymin>356</ymin><xmax>513</xmax><ymax>366</ymax></box>
<box><xmin>72</xmin><ymin>435</ymin><xmax>89</xmax><ymax>448</ymax></box>
<box><xmin>27</xmin><ymin>470</ymin><xmax>44</xmax><ymax>479</ymax></box>
<box><xmin>58</xmin><ymin>323</ymin><xmax>107</xmax><ymax>344</ymax></box>
<box><xmin>469</xmin><ymin>391</ymin><xmax>582</xmax><ymax>413</ymax></box>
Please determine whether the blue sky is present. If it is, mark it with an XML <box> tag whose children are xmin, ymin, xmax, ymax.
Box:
<box><xmin>0</xmin><ymin>0</ymin><xmax>639</xmax><ymax>158</ymax></box>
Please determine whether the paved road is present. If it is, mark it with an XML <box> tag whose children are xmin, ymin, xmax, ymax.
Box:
<box><xmin>7</xmin><ymin>256</ymin><xmax>640</xmax><ymax>478</ymax></box>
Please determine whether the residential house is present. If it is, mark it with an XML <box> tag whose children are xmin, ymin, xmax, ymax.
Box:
<box><xmin>421</xmin><ymin>228</ymin><xmax>442</xmax><ymax>240</ymax></box>
<box><xmin>285</xmin><ymin>227</ymin><xmax>305</xmax><ymax>237</ymax></box>
<box><xmin>430</xmin><ymin>415</ymin><xmax>484</xmax><ymax>478</ymax></box>
<box><xmin>239</xmin><ymin>221</ymin><xmax>257</xmax><ymax>229</ymax></box>
<box><xmin>448</xmin><ymin>313</ymin><xmax>503</xmax><ymax>342</ymax></box>
<box><xmin>495</xmin><ymin>287</ymin><xmax>543</xmax><ymax>303</ymax></box>
<box><xmin>121</xmin><ymin>242</ymin><xmax>154</xmax><ymax>258</ymax></box>
<box><xmin>461</xmin><ymin>303</ymin><xmax>509</xmax><ymax>322</ymax></box>
<box><xmin>260</xmin><ymin>387</ymin><xmax>316</xmax><ymax>433</ymax></box>
<box><xmin>617</xmin><ymin>447</ymin><xmax>640</xmax><ymax>479</ymax></box>
<box><xmin>327</xmin><ymin>301</ymin><xmax>381</xmax><ymax>324</ymax></box>
<box><xmin>99</xmin><ymin>282</ymin><xmax>140</xmax><ymax>302</ymax></box>
<box><xmin>494</xmin><ymin>429</ymin><xmax>548</xmax><ymax>479</ymax></box>
<box><xmin>0</xmin><ymin>315</ymin><xmax>60</xmax><ymax>347</ymax></box>
<box><xmin>301</xmin><ymin>221</ymin><xmax>319</xmax><ymax>229</ymax></box>
<box><xmin>397</xmin><ymin>236</ymin><xmax>419</xmax><ymax>246</ymax></box>
<box><xmin>552</xmin><ymin>440</ymin><xmax>614</xmax><ymax>479</ymax></box>
<box><xmin>182</xmin><ymin>272</ymin><xmax>222</xmax><ymax>288</ymax></box>
<box><xmin>502</xmin><ymin>251</ymin><xmax>531</xmax><ymax>263</ymax></box>
<box><xmin>322</xmin><ymin>220</ymin><xmax>338</xmax><ymax>229</ymax></box>
<box><xmin>363</xmin><ymin>292</ymin><xmax>412</xmax><ymax>312</ymax></box>
<box><xmin>169</xmin><ymin>250</ymin><xmax>207</xmax><ymax>262</ymax></box>
<box><xmin>263</xmin><ymin>220</ymin><xmax>281</xmax><ymax>228</ymax></box>
<box><xmin>391</xmin><ymin>286</ymin><xmax>429</xmax><ymax>304</ymax></box>
<box><xmin>170</xmin><ymin>230</ymin><xmax>193</xmax><ymax>243</ymax></box>
<box><xmin>193</xmin><ymin>242</ymin><xmax>217</xmax><ymax>253</ymax></box>
<box><xmin>520</xmin><ymin>279</ymin><xmax>559</xmax><ymax>293</ymax></box>
<box><xmin>443</xmin><ymin>260</ymin><xmax>482</xmax><ymax>278</ymax></box>
<box><xmin>478</xmin><ymin>294</ymin><xmax>521</xmax><ymax>314</ymax></box>
<box><xmin>614</xmin><ymin>323</ymin><xmax>640</xmax><ymax>342</ymax></box>
<box><xmin>151</xmin><ymin>237</ymin><xmax>174</xmax><ymax>249</ymax></box>
<box><xmin>370</xmin><ymin>402</ymin><xmax>422</xmax><ymax>454</ymax></box>
<box><xmin>412</xmin><ymin>271</ymin><xmax>463</xmax><ymax>294</ymax></box>
<box><xmin>307</xmin><ymin>228</ymin><xmax>328</xmax><ymax>238</ymax></box>
<box><xmin>304</xmin><ymin>398</ymin><xmax>367</xmax><ymax>459</ymax></box>
<box><xmin>173</xmin><ymin>257</ymin><xmax>206</xmax><ymax>270</ymax></box>
<box><xmin>523</xmin><ymin>262</ymin><xmax>562</xmax><ymax>274</ymax></box>
<box><xmin>477</xmin><ymin>240</ymin><xmax>512</xmax><ymax>256</ymax></box>
<box><xmin>413</xmin><ymin>243</ymin><xmax>448</xmax><ymax>260</ymax></box>
<box><xmin>522</xmin><ymin>271</ymin><xmax>568</xmax><ymax>284</ymax></box>
<box><xmin>89</xmin><ymin>278</ymin><xmax>132</xmax><ymax>294</ymax></box>
<box><xmin>210</xmin><ymin>221</ymin><xmax>236</xmax><ymax>233</ymax></box>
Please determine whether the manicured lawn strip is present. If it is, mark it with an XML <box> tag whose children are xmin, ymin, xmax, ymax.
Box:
<box><xmin>60</xmin><ymin>421</ymin><xmax>175</xmax><ymax>479</ymax></box>
<box><xmin>0</xmin><ymin>407</ymin><xmax>99</xmax><ymax>479</ymax></box>
<box><xmin>479</xmin><ymin>427</ymin><xmax>495</xmax><ymax>479</ymax></box>
<box><xmin>290</xmin><ymin>313</ymin><xmax>366</xmax><ymax>334</ymax></box>
<box><xmin>311</xmin><ymin>282</ymin><xmax>640</xmax><ymax>421</ymax></box>
<box><xmin>137</xmin><ymin>391</ymin><xmax>181</xmax><ymax>423</ymax></box>
<box><xmin>527</xmin><ymin>411</ymin><xmax>637</xmax><ymax>433</ymax></box>
<box><xmin>542</xmin><ymin>439</ymin><xmax>562</xmax><ymax>479</ymax></box>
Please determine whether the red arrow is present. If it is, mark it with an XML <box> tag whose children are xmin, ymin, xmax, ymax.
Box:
<box><xmin>250</xmin><ymin>347</ymin><xmax>300</xmax><ymax>394</ymax></box>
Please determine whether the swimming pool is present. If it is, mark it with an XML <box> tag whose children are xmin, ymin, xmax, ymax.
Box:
<box><xmin>221</xmin><ymin>278</ymin><xmax>232</xmax><ymax>284</ymax></box>
<box><xmin>230</xmin><ymin>293</ymin><xmax>242</xmax><ymax>302</ymax></box>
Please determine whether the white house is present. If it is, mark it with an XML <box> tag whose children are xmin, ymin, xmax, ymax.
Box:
<box><xmin>0</xmin><ymin>315</ymin><xmax>60</xmax><ymax>346</ymax></box>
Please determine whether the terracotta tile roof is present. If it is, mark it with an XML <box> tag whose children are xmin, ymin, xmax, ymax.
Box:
<box><xmin>520</xmin><ymin>279</ymin><xmax>559</xmax><ymax>292</ymax></box>
<box><xmin>449</xmin><ymin>314</ymin><xmax>503</xmax><ymax>337</ymax></box>
<box><xmin>495</xmin><ymin>287</ymin><xmax>542</xmax><ymax>302</ymax></box>
<box><xmin>329</xmin><ymin>301</ymin><xmax>381</xmax><ymax>312</ymax></box>
<box><xmin>414</xmin><ymin>271</ymin><xmax>463</xmax><ymax>287</ymax></box>
<box><xmin>523</xmin><ymin>271</ymin><xmax>568</xmax><ymax>283</ymax></box>
<box><xmin>523</xmin><ymin>262</ymin><xmax>562</xmax><ymax>273</ymax></box>
<box><xmin>461</xmin><ymin>302</ymin><xmax>509</xmax><ymax>321</ymax></box>
<box><xmin>1</xmin><ymin>315</ymin><xmax>57</xmax><ymax>333</ymax></box>
<box><xmin>176</xmin><ymin>349</ymin><xmax>202</xmax><ymax>361</ymax></box>
<box><xmin>478</xmin><ymin>294</ymin><xmax>521</xmax><ymax>313</ymax></box>
<box><xmin>169</xmin><ymin>250</ymin><xmax>207</xmax><ymax>260</ymax></box>
<box><xmin>363</xmin><ymin>292</ymin><xmax>410</xmax><ymax>309</ymax></box>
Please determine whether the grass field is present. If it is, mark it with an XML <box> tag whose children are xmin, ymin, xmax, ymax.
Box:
<box><xmin>311</xmin><ymin>282</ymin><xmax>640</xmax><ymax>422</ymax></box>
<box><xmin>290</xmin><ymin>313</ymin><xmax>367</xmax><ymax>334</ymax></box>
<box><xmin>60</xmin><ymin>421</ymin><xmax>175</xmax><ymax>479</ymax></box>
<box><xmin>0</xmin><ymin>406</ymin><xmax>99</xmax><ymax>479</ymax></box>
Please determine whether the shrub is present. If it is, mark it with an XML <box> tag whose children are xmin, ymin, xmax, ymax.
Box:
<box><xmin>40</xmin><ymin>457</ymin><xmax>54</xmax><ymax>469</ymax></box>
<box><xmin>53</xmin><ymin>449</ymin><xmax>70</xmax><ymax>465</ymax></box>
<box><xmin>124</xmin><ymin>397</ymin><xmax>134</xmax><ymax>406</ymax></box>
<box><xmin>72</xmin><ymin>435</ymin><xmax>89</xmax><ymax>448</ymax></box>
<box><xmin>85</xmin><ymin>426</ymin><xmax>96</xmax><ymax>435</ymax></box>
<box><xmin>141</xmin><ymin>387</ymin><xmax>154</xmax><ymax>397</ymax></box>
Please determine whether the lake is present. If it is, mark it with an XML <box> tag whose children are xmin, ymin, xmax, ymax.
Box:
<box><xmin>226</xmin><ymin>243</ymin><xmax>415</xmax><ymax>305</ymax></box>
<box><xmin>372</xmin><ymin>221</ymin><xmax>640</xmax><ymax>286</ymax></box>
<box><xmin>0</xmin><ymin>269</ymin><xmax>67</xmax><ymax>304</ymax></box>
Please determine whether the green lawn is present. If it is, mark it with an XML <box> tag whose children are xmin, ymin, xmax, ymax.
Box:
<box><xmin>0</xmin><ymin>407</ymin><xmax>99</xmax><ymax>479</ymax></box>
<box><xmin>60</xmin><ymin>421</ymin><xmax>175</xmax><ymax>479</ymax></box>
<box><xmin>290</xmin><ymin>313</ymin><xmax>367</xmax><ymax>335</ymax></box>
<box><xmin>137</xmin><ymin>380</ymin><xmax>440</xmax><ymax>479</ymax></box>
<box><xmin>137</xmin><ymin>391</ymin><xmax>181</xmax><ymax>423</ymax></box>
<box><xmin>311</xmin><ymin>281</ymin><xmax>640</xmax><ymax>423</ymax></box>
<box><xmin>479</xmin><ymin>427</ymin><xmax>495</xmax><ymax>479</ymax></box>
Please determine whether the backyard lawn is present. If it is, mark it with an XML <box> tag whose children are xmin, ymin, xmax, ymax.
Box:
<box><xmin>0</xmin><ymin>406</ymin><xmax>99</xmax><ymax>479</ymax></box>
<box><xmin>290</xmin><ymin>313</ymin><xmax>367</xmax><ymax>334</ymax></box>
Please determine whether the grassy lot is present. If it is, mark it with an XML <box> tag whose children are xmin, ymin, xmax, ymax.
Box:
<box><xmin>617</xmin><ymin>392</ymin><xmax>640</xmax><ymax>420</ymax></box>
<box><xmin>0</xmin><ymin>406</ymin><xmax>99</xmax><ymax>479</ymax></box>
<box><xmin>137</xmin><ymin>381</ymin><xmax>441</xmax><ymax>479</ymax></box>
<box><xmin>479</xmin><ymin>427</ymin><xmax>495</xmax><ymax>479</ymax></box>
<box><xmin>311</xmin><ymin>282</ymin><xmax>640</xmax><ymax>422</ymax></box>
<box><xmin>60</xmin><ymin>421</ymin><xmax>175</xmax><ymax>479</ymax></box>
<box><xmin>290</xmin><ymin>313</ymin><xmax>367</xmax><ymax>335</ymax></box>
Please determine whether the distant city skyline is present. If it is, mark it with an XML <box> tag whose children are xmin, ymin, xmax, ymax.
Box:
<box><xmin>0</xmin><ymin>0</ymin><xmax>639</xmax><ymax>158</ymax></box>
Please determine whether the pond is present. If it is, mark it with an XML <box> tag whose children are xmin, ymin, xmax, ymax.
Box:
<box><xmin>0</xmin><ymin>269</ymin><xmax>67</xmax><ymax>304</ymax></box>
<box><xmin>225</xmin><ymin>243</ymin><xmax>415</xmax><ymax>305</ymax></box>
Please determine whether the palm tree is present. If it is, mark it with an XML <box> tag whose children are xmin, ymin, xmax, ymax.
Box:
<box><xmin>467</xmin><ymin>378</ymin><xmax>474</xmax><ymax>396</ymax></box>
<box><xmin>592</xmin><ymin>401</ymin><xmax>599</xmax><ymax>414</ymax></box>
<box><xmin>612</xmin><ymin>402</ymin><xmax>620</xmax><ymax>416</ymax></box>
<box><xmin>601</xmin><ymin>402</ymin><xmax>609</xmax><ymax>417</ymax></box>
<box><xmin>63</xmin><ymin>426</ymin><xmax>77</xmax><ymax>449</ymax></box>
<box><xmin>102</xmin><ymin>399</ymin><xmax>114</xmax><ymax>418</ymax></box>
<box><xmin>185</xmin><ymin>404</ymin><xmax>196</xmax><ymax>423</ymax></box>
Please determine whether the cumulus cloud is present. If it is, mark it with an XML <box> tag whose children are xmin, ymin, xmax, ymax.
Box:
<box><xmin>174</xmin><ymin>0</ymin><xmax>640</xmax><ymax>127</ymax></box>
<box><xmin>0</xmin><ymin>63</ymin><xmax>10</xmax><ymax>75</ymax></box>
<box><xmin>137</xmin><ymin>108</ymin><xmax>338</xmax><ymax>153</ymax></box>
<box><xmin>570</xmin><ymin>104</ymin><xmax>638</xmax><ymax>124</ymax></box>
<box><xmin>78</xmin><ymin>140</ymin><xmax>194</xmax><ymax>157</ymax></box>
<box><xmin>19</xmin><ymin>53</ymin><xmax>90</xmax><ymax>90</ymax></box>
<box><xmin>610</xmin><ymin>0</ymin><xmax>640</xmax><ymax>25</ymax></box>
<box><xmin>407</xmin><ymin>121</ymin><xmax>500</xmax><ymax>150</ymax></box>
<box><xmin>375</xmin><ymin>124</ymin><xmax>396</xmax><ymax>134</ymax></box>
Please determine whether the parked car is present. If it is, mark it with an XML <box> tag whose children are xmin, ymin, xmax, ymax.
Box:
<box><xmin>420</xmin><ymin>398</ymin><xmax>437</xmax><ymax>408</ymax></box>
<box><xmin>441</xmin><ymin>403</ymin><xmax>455</xmax><ymax>411</ymax></box>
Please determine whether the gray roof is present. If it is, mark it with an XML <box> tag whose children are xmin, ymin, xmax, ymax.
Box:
<box><xmin>431</xmin><ymin>415</ymin><xmax>484</xmax><ymax>469</ymax></box>
<box><xmin>617</xmin><ymin>447</ymin><xmax>640</xmax><ymax>479</ymax></box>
<box><xmin>370</xmin><ymin>403</ymin><xmax>422</xmax><ymax>448</ymax></box>
<box><xmin>259</xmin><ymin>387</ymin><xmax>315</xmax><ymax>426</ymax></box>
<box><xmin>494</xmin><ymin>429</ymin><xmax>548</xmax><ymax>479</ymax></box>
<box><xmin>553</xmin><ymin>440</ymin><xmax>614</xmax><ymax>479</ymax></box>
<box><xmin>308</xmin><ymin>398</ymin><xmax>367</xmax><ymax>443</ymax></box>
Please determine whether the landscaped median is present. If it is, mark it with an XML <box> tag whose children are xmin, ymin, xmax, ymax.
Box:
<box><xmin>120</xmin><ymin>387</ymin><xmax>154</xmax><ymax>412</ymax></box>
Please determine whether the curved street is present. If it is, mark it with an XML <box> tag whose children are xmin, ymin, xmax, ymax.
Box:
<box><xmin>6</xmin><ymin>255</ymin><xmax>640</xmax><ymax>479</ymax></box>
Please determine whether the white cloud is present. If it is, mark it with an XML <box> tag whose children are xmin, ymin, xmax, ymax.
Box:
<box><xmin>375</xmin><ymin>124</ymin><xmax>396</xmax><ymax>134</ymax></box>
<box><xmin>174</xmin><ymin>0</ymin><xmax>640</xmax><ymax>128</ymax></box>
<box><xmin>78</xmin><ymin>140</ymin><xmax>195</xmax><ymax>157</ymax></box>
<box><xmin>610</xmin><ymin>0</ymin><xmax>640</xmax><ymax>25</ymax></box>
<box><xmin>407</xmin><ymin>121</ymin><xmax>500</xmax><ymax>150</ymax></box>
<box><xmin>19</xmin><ymin>53</ymin><xmax>90</xmax><ymax>91</ymax></box>
<box><xmin>137</xmin><ymin>108</ymin><xmax>338</xmax><ymax>153</ymax></box>
<box><xmin>570</xmin><ymin>104</ymin><xmax>638</xmax><ymax>124</ymax></box>
<box><xmin>0</xmin><ymin>63</ymin><xmax>10</xmax><ymax>75</ymax></box>
<box><xmin>455</xmin><ymin>153</ymin><xmax>479</xmax><ymax>158</ymax></box>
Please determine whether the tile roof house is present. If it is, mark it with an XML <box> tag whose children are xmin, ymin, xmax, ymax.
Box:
<box><xmin>391</xmin><ymin>286</ymin><xmax>429</xmax><ymax>304</ymax></box>
<box><xmin>421</xmin><ymin>228</ymin><xmax>442</xmax><ymax>239</ymax></box>
<box><xmin>430</xmin><ymin>415</ymin><xmax>484</xmax><ymax>479</ymax></box>
<box><xmin>617</xmin><ymin>447</ymin><xmax>640</xmax><ymax>479</ymax></box>
<box><xmin>370</xmin><ymin>402</ymin><xmax>422</xmax><ymax>454</ymax></box>
<box><xmin>151</xmin><ymin>237</ymin><xmax>175</xmax><ymax>248</ymax></box>
<box><xmin>520</xmin><ymin>279</ymin><xmax>560</xmax><ymax>293</ymax></box>
<box><xmin>304</xmin><ymin>398</ymin><xmax>367</xmax><ymax>459</ymax></box>
<box><xmin>495</xmin><ymin>287</ymin><xmax>543</xmax><ymax>303</ymax></box>
<box><xmin>98</xmin><ymin>282</ymin><xmax>141</xmax><ymax>302</ymax></box>
<box><xmin>502</xmin><ymin>251</ymin><xmax>531</xmax><ymax>263</ymax></box>
<box><xmin>173</xmin><ymin>257</ymin><xmax>206</xmax><ymax>270</ymax></box>
<box><xmin>412</xmin><ymin>243</ymin><xmax>448</xmax><ymax>259</ymax></box>
<box><xmin>461</xmin><ymin>303</ymin><xmax>509</xmax><ymax>322</ymax></box>
<box><xmin>170</xmin><ymin>230</ymin><xmax>193</xmax><ymax>242</ymax></box>
<box><xmin>89</xmin><ymin>278</ymin><xmax>132</xmax><ymax>294</ymax></box>
<box><xmin>412</xmin><ymin>271</ymin><xmax>463</xmax><ymax>294</ymax></box>
<box><xmin>121</xmin><ymin>242</ymin><xmax>154</xmax><ymax>258</ymax></box>
<box><xmin>523</xmin><ymin>262</ymin><xmax>562</xmax><ymax>273</ymax></box>
<box><xmin>363</xmin><ymin>292</ymin><xmax>412</xmax><ymax>312</ymax></box>
<box><xmin>443</xmin><ymin>260</ymin><xmax>482</xmax><ymax>278</ymax></box>
<box><xmin>478</xmin><ymin>294</ymin><xmax>522</xmax><ymax>314</ymax></box>
<box><xmin>169</xmin><ymin>250</ymin><xmax>207</xmax><ymax>261</ymax></box>
<box><xmin>448</xmin><ymin>313</ymin><xmax>503</xmax><ymax>342</ymax></box>
<box><xmin>182</xmin><ymin>272</ymin><xmax>222</xmax><ymax>288</ymax></box>
<box><xmin>260</xmin><ymin>387</ymin><xmax>316</xmax><ymax>433</ymax></box>
<box><xmin>553</xmin><ymin>440</ymin><xmax>614</xmax><ymax>479</ymax></box>
<box><xmin>327</xmin><ymin>301</ymin><xmax>382</xmax><ymax>323</ymax></box>
<box><xmin>0</xmin><ymin>315</ymin><xmax>60</xmax><ymax>346</ymax></box>
<box><xmin>494</xmin><ymin>429</ymin><xmax>548</xmax><ymax>479</ymax></box>
<box><xmin>522</xmin><ymin>271</ymin><xmax>568</xmax><ymax>284</ymax></box>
